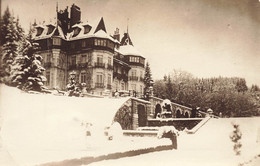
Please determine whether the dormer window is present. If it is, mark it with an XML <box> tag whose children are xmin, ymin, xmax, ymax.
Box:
<box><xmin>47</xmin><ymin>25</ymin><xmax>55</xmax><ymax>35</ymax></box>
<box><xmin>84</xmin><ymin>25</ymin><xmax>91</xmax><ymax>34</ymax></box>
<box><xmin>36</xmin><ymin>27</ymin><xmax>44</xmax><ymax>36</ymax></box>
<box><xmin>73</xmin><ymin>27</ymin><xmax>81</xmax><ymax>37</ymax></box>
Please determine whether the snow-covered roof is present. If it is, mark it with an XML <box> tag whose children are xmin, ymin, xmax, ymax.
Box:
<box><xmin>68</xmin><ymin>25</ymin><xmax>118</xmax><ymax>44</ymax></box>
<box><xmin>33</xmin><ymin>25</ymin><xmax>65</xmax><ymax>40</ymax></box>
<box><xmin>119</xmin><ymin>44</ymin><xmax>142</xmax><ymax>56</ymax></box>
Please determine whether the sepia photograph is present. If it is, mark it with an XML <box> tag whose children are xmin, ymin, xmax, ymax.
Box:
<box><xmin>0</xmin><ymin>0</ymin><xmax>260</xmax><ymax>165</ymax></box>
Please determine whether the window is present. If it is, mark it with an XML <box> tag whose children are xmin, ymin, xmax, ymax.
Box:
<box><xmin>53</xmin><ymin>38</ymin><xmax>61</xmax><ymax>45</ymax></box>
<box><xmin>73</xmin><ymin>28</ymin><xmax>81</xmax><ymax>37</ymax></box>
<box><xmin>131</xmin><ymin>70</ymin><xmax>137</xmax><ymax>76</ymax></box>
<box><xmin>72</xmin><ymin>56</ymin><xmax>76</xmax><ymax>65</ymax></box>
<box><xmin>46</xmin><ymin>71</ymin><xmax>50</xmax><ymax>86</ymax></box>
<box><xmin>129</xmin><ymin>56</ymin><xmax>133</xmax><ymax>62</ymax></box>
<box><xmin>81</xmin><ymin>72</ymin><xmax>86</xmax><ymax>83</ymax></box>
<box><xmin>82</xmin><ymin>40</ymin><xmax>86</xmax><ymax>47</ymax></box>
<box><xmin>108</xmin><ymin>57</ymin><xmax>112</xmax><ymax>66</ymax></box>
<box><xmin>84</xmin><ymin>26</ymin><xmax>91</xmax><ymax>34</ymax></box>
<box><xmin>108</xmin><ymin>74</ymin><xmax>112</xmax><ymax>85</ymax></box>
<box><xmin>36</xmin><ymin>27</ymin><xmax>43</xmax><ymax>36</ymax></box>
<box><xmin>96</xmin><ymin>74</ymin><xmax>103</xmax><ymax>83</ymax></box>
<box><xmin>82</xmin><ymin>55</ymin><xmax>86</xmax><ymax>63</ymax></box>
<box><xmin>88</xmin><ymin>53</ymin><xmax>91</xmax><ymax>62</ymax></box>
<box><xmin>47</xmin><ymin>54</ymin><xmax>51</xmax><ymax>62</ymax></box>
<box><xmin>140</xmin><ymin>85</ymin><xmax>143</xmax><ymax>94</ymax></box>
<box><xmin>115</xmin><ymin>80</ymin><xmax>119</xmax><ymax>90</ymax></box>
<box><xmin>107</xmin><ymin>40</ymin><xmax>114</xmax><ymax>49</ymax></box>
<box><xmin>97</xmin><ymin>55</ymin><xmax>103</xmax><ymax>63</ymax></box>
<box><xmin>140</xmin><ymin>58</ymin><xmax>144</xmax><ymax>65</ymax></box>
<box><xmin>140</xmin><ymin>71</ymin><xmax>143</xmax><ymax>78</ymax></box>
<box><xmin>47</xmin><ymin>26</ymin><xmax>55</xmax><ymax>35</ymax></box>
<box><xmin>121</xmin><ymin>82</ymin><xmax>125</xmax><ymax>90</ymax></box>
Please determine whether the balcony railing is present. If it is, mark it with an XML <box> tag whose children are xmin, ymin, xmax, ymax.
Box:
<box><xmin>95</xmin><ymin>83</ymin><xmax>105</xmax><ymax>88</ymax></box>
<box><xmin>94</xmin><ymin>62</ymin><xmax>105</xmax><ymax>68</ymax></box>
<box><xmin>113</xmin><ymin>72</ymin><xmax>128</xmax><ymax>82</ymax></box>
<box><xmin>68</xmin><ymin>63</ymin><xmax>88</xmax><ymax>70</ymax></box>
<box><xmin>77</xmin><ymin>63</ymin><xmax>88</xmax><ymax>69</ymax></box>
<box><xmin>69</xmin><ymin>64</ymin><xmax>77</xmax><ymax>70</ymax></box>
<box><xmin>129</xmin><ymin>76</ymin><xmax>139</xmax><ymax>81</ymax></box>
<box><xmin>107</xmin><ymin>84</ymin><xmax>112</xmax><ymax>89</ymax></box>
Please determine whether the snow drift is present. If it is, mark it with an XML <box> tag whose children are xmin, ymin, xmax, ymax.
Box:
<box><xmin>0</xmin><ymin>84</ymin><xmax>129</xmax><ymax>165</ymax></box>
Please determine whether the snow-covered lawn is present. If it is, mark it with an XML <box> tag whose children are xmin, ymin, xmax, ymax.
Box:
<box><xmin>0</xmin><ymin>85</ymin><xmax>172</xmax><ymax>166</ymax></box>
<box><xmin>88</xmin><ymin>118</ymin><xmax>260</xmax><ymax>166</ymax></box>
<box><xmin>1</xmin><ymin>85</ymin><xmax>260</xmax><ymax>166</ymax></box>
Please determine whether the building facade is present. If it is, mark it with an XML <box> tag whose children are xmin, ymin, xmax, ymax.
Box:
<box><xmin>33</xmin><ymin>4</ymin><xmax>145</xmax><ymax>97</ymax></box>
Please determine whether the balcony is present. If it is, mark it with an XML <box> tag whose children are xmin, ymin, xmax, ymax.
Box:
<box><xmin>94</xmin><ymin>62</ymin><xmax>105</xmax><ymax>68</ymax></box>
<box><xmin>69</xmin><ymin>64</ymin><xmax>77</xmax><ymax>70</ymax></box>
<box><xmin>107</xmin><ymin>84</ymin><xmax>112</xmax><ymax>89</ymax></box>
<box><xmin>95</xmin><ymin>83</ymin><xmax>105</xmax><ymax>88</ymax></box>
<box><xmin>129</xmin><ymin>76</ymin><xmax>139</xmax><ymax>81</ymax></box>
<box><xmin>77</xmin><ymin>63</ymin><xmax>88</xmax><ymax>69</ymax></box>
<box><xmin>113</xmin><ymin>72</ymin><xmax>128</xmax><ymax>82</ymax></box>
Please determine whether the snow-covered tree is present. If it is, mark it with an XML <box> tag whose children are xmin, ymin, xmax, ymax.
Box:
<box><xmin>66</xmin><ymin>76</ymin><xmax>81</xmax><ymax>97</ymax></box>
<box><xmin>144</xmin><ymin>61</ymin><xmax>152</xmax><ymax>95</ymax></box>
<box><xmin>0</xmin><ymin>7</ymin><xmax>20</xmax><ymax>83</ymax></box>
<box><xmin>10</xmin><ymin>25</ymin><xmax>46</xmax><ymax>92</ymax></box>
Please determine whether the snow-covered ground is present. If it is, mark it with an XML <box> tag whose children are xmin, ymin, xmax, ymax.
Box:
<box><xmin>1</xmin><ymin>84</ymin><xmax>260</xmax><ymax>166</ymax></box>
<box><xmin>88</xmin><ymin>118</ymin><xmax>260</xmax><ymax>166</ymax></box>
<box><xmin>0</xmin><ymin>85</ymin><xmax>172</xmax><ymax>166</ymax></box>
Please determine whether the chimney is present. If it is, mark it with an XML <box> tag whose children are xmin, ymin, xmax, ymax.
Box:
<box><xmin>113</xmin><ymin>28</ymin><xmax>120</xmax><ymax>41</ymax></box>
<box><xmin>70</xmin><ymin>4</ymin><xmax>81</xmax><ymax>28</ymax></box>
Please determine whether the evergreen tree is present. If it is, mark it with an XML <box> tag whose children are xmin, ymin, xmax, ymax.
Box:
<box><xmin>166</xmin><ymin>75</ymin><xmax>174</xmax><ymax>100</ymax></box>
<box><xmin>1</xmin><ymin>7</ymin><xmax>20</xmax><ymax>82</ymax></box>
<box><xmin>144</xmin><ymin>61</ymin><xmax>152</xmax><ymax>94</ymax></box>
<box><xmin>235</xmin><ymin>78</ymin><xmax>248</xmax><ymax>93</ymax></box>
<box><xmin>10</xmin><ymin>25</ymin><xmax>46</xmax><ymax>91</ymax></box>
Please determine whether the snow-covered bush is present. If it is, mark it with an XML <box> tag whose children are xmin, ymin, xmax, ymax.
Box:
<box><xmin>66</xmin><ymin>77</ymin><xmax>82</xmax><ymax>97</ymax></box>
<box><xmin>157</xmin><ymin>126</ymin><xmax>179</xmax><ymax>149</ymax></box>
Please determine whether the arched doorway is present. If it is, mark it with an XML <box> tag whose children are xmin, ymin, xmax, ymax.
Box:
<box><xmin>176</xmin><ymin>110</ymin><xmax>181</xmax><ymax>118</ymax></box>
<box><xmin>138</xmin><ymin>104</ymin><xmax>146</xmax><ymax>127</ymax></box>
<box><xmin>184</xmin><ymin>112</ymin><xmax>189</xmax><ymax>118</ymax></box>
<box><xmin>154</xmin><ymin>104</ymin><xmax>162</xmax><ymax>118</ymax></box>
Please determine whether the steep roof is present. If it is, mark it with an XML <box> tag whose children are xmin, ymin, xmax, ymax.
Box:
<box><xmin>94</xmin><ymin>17</ymin><xmax>107</xmax><ymax>33</ymax></box>
<box><xmin>121</xmin><ymin>32</ymin><xmax>133</xmax><ymax>46</ymax></box>
<box><xmin>33</xmin><ymin>18</ymin><xmax>67</xmax><ymax>40</ymax></box>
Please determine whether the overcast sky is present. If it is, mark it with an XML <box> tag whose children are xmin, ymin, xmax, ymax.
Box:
<box><xmin>2</xmin><ymin>0</ymin><xmax>260</xmax><ymax>86</ymax></box>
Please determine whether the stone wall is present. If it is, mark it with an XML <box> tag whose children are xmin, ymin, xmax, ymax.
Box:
<box><xmin>147</xmin><ymin>118</ymin><xmax>203</xmax><ymax>131</ymax></box>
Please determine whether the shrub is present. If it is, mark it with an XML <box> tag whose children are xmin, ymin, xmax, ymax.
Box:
<box><xmin>229</xmin><ymin>122</ymin><xmax>242</xmax><ymax>155</ymax></box>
